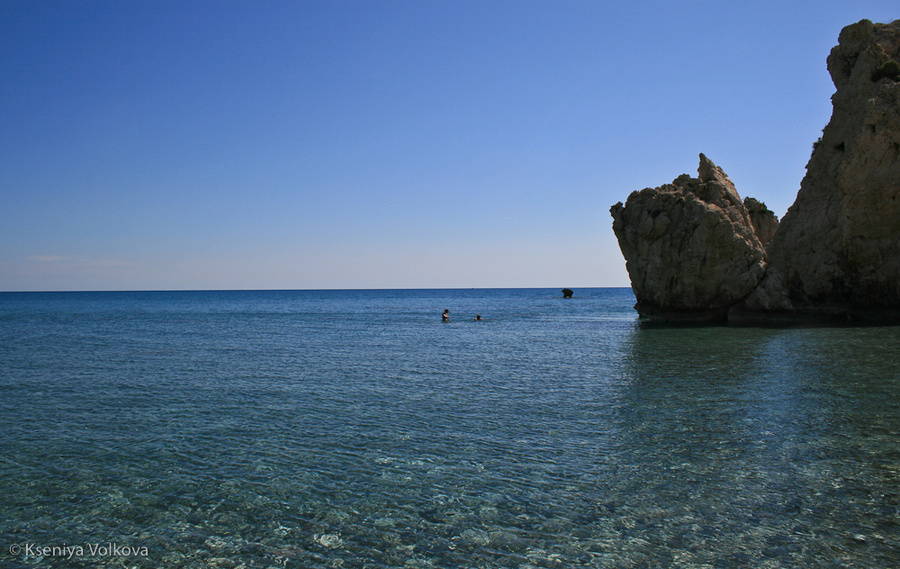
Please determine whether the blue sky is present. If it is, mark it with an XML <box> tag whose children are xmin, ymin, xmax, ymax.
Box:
<box><xmin>1</xmin><ymin>1</ymin><xmax>897</xmax><ymax>291</ymax></box>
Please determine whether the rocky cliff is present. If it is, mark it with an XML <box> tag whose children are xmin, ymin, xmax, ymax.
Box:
<box><xmin>767</xmin><ymin>19</ymin><xmax>900</xmax><ymax>319</ymax></box>
<box><xmin>611</xmin><ymin>154</ymin><xmax>768</xmax><ymax>321</ymax></box>
<box><xmin>611</xmin><ymin>19</ymin><xmax>900</xmax><ymax>323</ymax></box>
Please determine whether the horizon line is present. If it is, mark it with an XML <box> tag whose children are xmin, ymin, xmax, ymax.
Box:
<box><xmin>0</xmin><ymin>286</ymin><xmax>633</xmax><ymax>294</ymax></box>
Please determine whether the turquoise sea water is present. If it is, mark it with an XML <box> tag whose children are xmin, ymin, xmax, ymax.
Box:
<box><xmin>0</xmin><ymin>288</ymin><xmax>898</xmax><ymax>568</ymax></box>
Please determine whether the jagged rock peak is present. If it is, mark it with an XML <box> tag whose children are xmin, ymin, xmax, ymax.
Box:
<box><xmin>610</xmin><ymin>155</ymin><xmax>767</xmax><ymax>321</ymax></box>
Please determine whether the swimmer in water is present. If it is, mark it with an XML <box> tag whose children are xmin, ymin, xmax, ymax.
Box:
<box><xmin>474</xmin><ymin>314</ymin><xmax>482</xmax><ymax>321</ymax></box>
<box><xmin>442</xmin><ymin>309</ymin><xmax>450</xmax><ymax>321</ymax></box>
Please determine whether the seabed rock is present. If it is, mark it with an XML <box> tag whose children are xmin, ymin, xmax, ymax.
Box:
<box><xmin>611</xmin><ymin>18</ymin><xmax>900</xmax><ymax>324</ymax></box>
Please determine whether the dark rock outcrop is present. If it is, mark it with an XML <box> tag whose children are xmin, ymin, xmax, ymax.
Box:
<box><xmin>610</xmin><ymin>19</ymin><xmax>900</xmax><ymax>323</ymax></box>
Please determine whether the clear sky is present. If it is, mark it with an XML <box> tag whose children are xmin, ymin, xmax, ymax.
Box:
<box><xmin>1</xmin><ymin>1</ymin><xmax>897</xmax><ymax>291</ymax></box>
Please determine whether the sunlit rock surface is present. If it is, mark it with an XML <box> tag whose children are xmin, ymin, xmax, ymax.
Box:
<box><xmin>611</xmin><ymin>154</ymin><xmax>767</xmax><ymax>321</ymax></box>
<box><xmin>767</xmin><ymin>18</ymin><xmax>900</xmax><ymax>319</ymax></box>
<box><xmin>743</xmin><ymin>197</ymin><xmax>779</xmax><ymax>246</ymax></box>
<box><xmin>611</xmin><ymin>19</ymin><xmax>900</xmax><ymax>323</ymax></box>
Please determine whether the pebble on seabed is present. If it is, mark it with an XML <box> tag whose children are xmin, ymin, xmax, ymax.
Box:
<box><xmin>315</xmin><ymin>533</ymin><xmax>344</xmax><ymax>548</ymax></box>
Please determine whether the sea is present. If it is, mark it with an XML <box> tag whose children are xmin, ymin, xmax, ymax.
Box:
<box><xmin>0</xmin><ymin>288</ymin><xmax>897</xmax><ymax>569</ymax></box>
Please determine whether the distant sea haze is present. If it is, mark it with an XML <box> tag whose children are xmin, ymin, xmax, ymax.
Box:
<box><xmin>1</xmin><ymin>288</ymin><xmax>898</xmax><ymax>568</ymax></box>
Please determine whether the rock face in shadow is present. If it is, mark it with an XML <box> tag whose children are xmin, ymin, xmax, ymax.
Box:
<box><xmin>767</xmin><ymin>19</ymin><xmax>900</xmax><ymax>319</ymax></box>
<box><xmin>610</xmin><ymin>154</ymin><xmax>768</xmax><ymax>321</ymax></box>
<box><xmin>610</xmin><ymin>19</ymin><xmax>900</xmax><ymax>323</ymax></box>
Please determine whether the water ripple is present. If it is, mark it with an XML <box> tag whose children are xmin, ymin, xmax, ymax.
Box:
<box><xmin>1</xmin><ymin>289</ymin><xmax>898</xmax><ymax>568</ymax></box>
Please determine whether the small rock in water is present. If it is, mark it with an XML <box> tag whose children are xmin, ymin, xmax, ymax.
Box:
<box><xmin>315</xmin><ymin>533</ymin><xmax>344</xmax><ymax>549</ymax></box>
<box><xmin>374</xmin><ymin>516</ymin><xmax>397</xmax><ymax>528</ymax></box>
<box><xmin>459</xmin><ymin>528</ymin><xmax>490</xmax><ymax>546</ymax></box>
<box><xmin>205</xmin><ymin>536</ymin><xmax>230</xmax><ymax>551</ymax></box>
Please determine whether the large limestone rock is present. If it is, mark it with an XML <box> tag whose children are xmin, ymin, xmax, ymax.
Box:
<box><xmin>610</xmin><ymin>19</ymin><xmax>900</xmax><ymax>323</ymax></box>
<box><xmin>767</xmin><ymin>19</ymin><xmax>900</xmax><ymax>317</ymax></box>
<box><xmin>610</xmin><ymin>154</ymin><xmax>768</xmax><ymax>321</ymax></box>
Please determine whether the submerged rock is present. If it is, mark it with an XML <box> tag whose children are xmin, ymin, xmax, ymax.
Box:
<box><xmin>610</xmin><ymin>18</ymin><xmax>900</xmax><ymax>323</ymax></box>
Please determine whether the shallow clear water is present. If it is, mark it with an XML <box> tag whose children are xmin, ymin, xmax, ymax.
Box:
<box><xmin>0</xmin><ymin>288</ymin><xmax>898</xmax><ymax>568</ymax></box>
